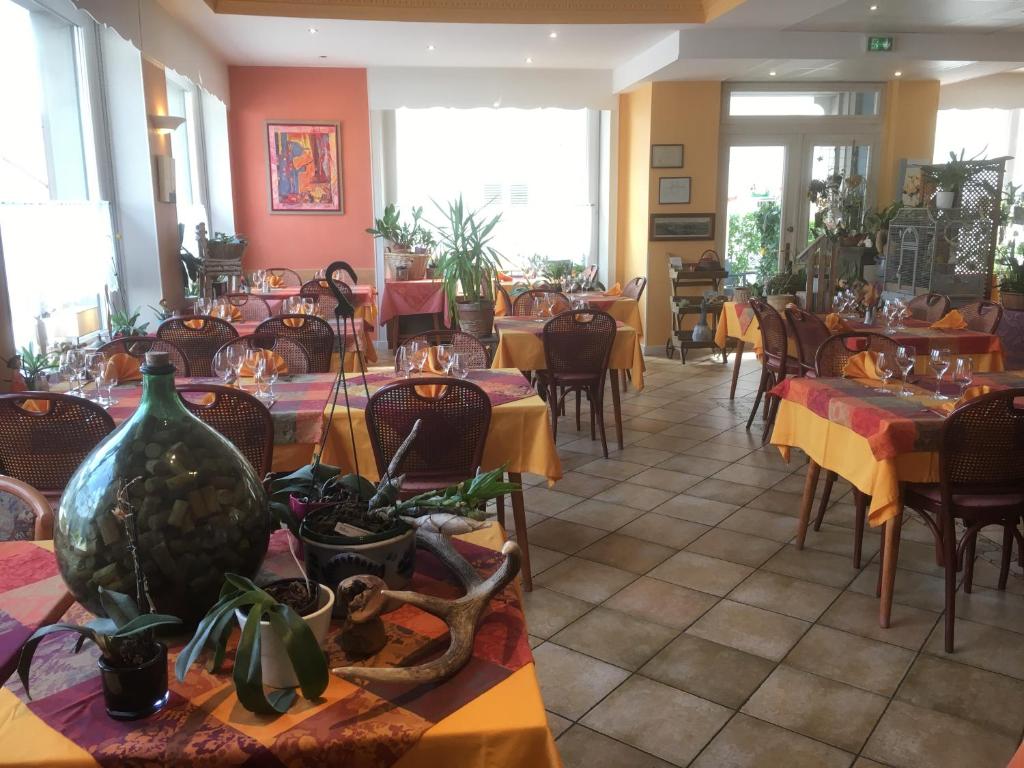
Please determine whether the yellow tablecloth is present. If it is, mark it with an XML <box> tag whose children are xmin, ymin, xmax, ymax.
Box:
<box><xmin>491</xmin><ymin>322</ymin><xmax>645</xmax><ymax>391</ymax></box>
<box><xmin>319</xmin><ymin>370</ymin><xmax>563</xmax><ymax>484</ymax></box>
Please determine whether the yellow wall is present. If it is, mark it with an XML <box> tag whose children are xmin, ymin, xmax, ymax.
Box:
<box><xmin>616</xmin><ymin>84</ymin><xmax>653</xmax><ymax>339</ymax></box>
<box><xmin>878</xmin><ymin>80</ymin><xmax>940</xmax><ymax>205</ymax></box>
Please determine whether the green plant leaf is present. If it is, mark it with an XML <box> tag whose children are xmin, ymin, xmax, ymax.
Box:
<box><xmin>112</xmin><ymin>613</ymin><xmax>181</xmax><ymax>637</ymax></box>
<box><xmin>15</xmin><ymin>624</ymin><xmax>98</xmax><ymax>697</ymax></box>
<box><xmin>176</xmin><ymin>589</ymin><xmax>254</xmax><ymax>681</ymax></box>
<box><xmin>265</xmin><ymin>604</ymin><xmax>328</xmax><ymax>701</ymax></box>
<box><xmin>98</xmin><ymin>587</ymin><xmax>140</xmax><ymax>628</ymax></box>
<box><xmin>233</xmin><ymin>600</ymin><xmax>277</xmax><ymax>714</ymax></box>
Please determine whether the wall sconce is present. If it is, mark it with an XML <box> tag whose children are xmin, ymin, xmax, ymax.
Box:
<box><xmin>148</xmin><ymin>114</ymin><xmax>185</xmax><ymax>135</ymax></box>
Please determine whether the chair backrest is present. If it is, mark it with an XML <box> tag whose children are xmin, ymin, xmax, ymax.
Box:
<box><xmin>300</xmin><ymin>279</ymin><xmax>353</xmax><ymax>319</ymax></box>
<box><xmin>365</xmin><ymin>378</ymin><xmax>491</xmax><ymax>488</ymax></box>
<box><xmin>815</xmin><ymin>332</ymin><xmax>901</xmax><ymax>377</ymax></box>
<box><xmin>97</xmin><ymin>336</ymin><xmax>191</xmax><ymax>377</ymax></box>
<box><xmin>255</xmin><ymin>315</ymin><xmax>335</xmax><ymax>373</ymax></box>
<box><xmin>960</xmin><ymin>300</ymin><xmax>1003</xmax><ymax>334</ymax></box>
<box><xmin>0</xmin><ymin>393</ymin><xmax>115</xmax><ymax>495</ymax></box>
<box><xmin>581</xmin><ymin>264</ymin><xmax>598</xmax><ymax>289</ymax></box>
<box><xmin>623</xmin><ymin>277</ymin><xmax>647</xmax><ymax>301</ymax></box>
<box><xmin>940</xmin><ymin>388</ymin><xmax>1024</xmax><ymax>494</ymax></box>
<box><xmin>512</xmin><ymin>290</ymin><xmax>571</xmax><ymax>317</ymax></box>
<box><xmin>223</xmin><ymin>293</ymin><xmax>272</xmax><ymax>322</ymax></box>
<box><xmin>156</xmin><ymin>316</ymin><xmax>240</xmax><ymax>377</ymax></box>
<box><xmin>215</xmin><ymin>333</ymin><xmax>311</xmax><ymax>375</ymax></box>
<box><xmin>748</xmin><ymin>298</ymin><xmax>789</xmax><ymax>366</ymax></box>
<box><xmin>784</xmin><ymin>305</ymin><xmax>831</xmax><ymax>375</ymax></box>
<box><xmin>0</xmin><ymin>475</ymin><xmax>53</xmax><ymax>541</ymax></box>
<box><xmin>907</xmin><ymin>293</ymin><xmax>950</xmax><ymax>323</ymax></box>
<box><xmin>542</xmin><ymin>310</ymin><xmax>617</xmax><ymax>377</ymax></box>
<box><xmin>264</xmin><ymin>267</ymin><xmax>303</xmax><ymax>288</ymax></box>
<box><xmin>397</xmin><ymin>330</ymin><xmax>489</xmax><ymax>371</ymax></box>
<box><xmin>177</xmin><ymin>385</ymin><xmax>274</xmax><ymax>477</ymax></box>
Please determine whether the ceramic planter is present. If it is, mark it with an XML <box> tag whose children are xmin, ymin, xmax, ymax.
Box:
<box><xmin>97</xmin><ymin>642</ymin><xmax>170</xmax><ymax>720</ymax></box>
<box><xmin>766</xmin><ymin>294</ymin><xmax>798</xmax><ymax>312</ymax></box>
<box><xmin>456</xmin><ymin>299</ymin><xmax>495</xmax><ymax>338</ymax></box>
<box><xmin>1001</xmin><ymin>291</ymin><xmax>1024</xmax><ymax>311</ymax></box>
<box><xmin>935</xmin><ymin>190</ymin><xmax>955</xmax><ymax>209</ymax></box>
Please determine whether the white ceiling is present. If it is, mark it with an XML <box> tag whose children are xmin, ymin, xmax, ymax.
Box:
<box><xmin>791</xmin><ymin>0</ymin><xmax>1024</xmax><ymax>34</ymax></box>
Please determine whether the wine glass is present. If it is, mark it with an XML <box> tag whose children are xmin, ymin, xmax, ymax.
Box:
<box><xmin>875</xmin><ymin>351</ymin><xmax>895</xmax><ymax>393</ymax></box>
<box><xmin>396</xmin><ymin>346</ymin><xmax>414</xmax><ymax>378</ymax></box>
<box><xmin>411</xmin><ymin>345</ymin><xmax>429</xmax><ymax>374</ymax></box>
<box><xmin>245</xmin><ymin>349</ymin><xmax>267</xmax><ymax>397</ymax></box>
<box><xmin>212</xmin><ymin>350</ymin><xmax>235</xmax><ymax>385</ymax></box>
<box><xmin>86</xmin><ymin>352</ymin><xmax>106</xmax><ymax>401</ymax></box>
<box><xmin>952</xmin><ymin>356</ymin><xmax>974</xmax><ymax>400</ymax></box>
<box><xmin>895</xmin><ymin>346</ymin><xmax>915</xmax><ymax>396</ymax></box>
<box><xmin>435</xmin><ymin>344</ymin><xmax>454</xmax><ymax>373</ymax></box>
<box><xmin>224</xmin><ymin>345</ymin><xmax>244</xmax><ymax>387</ymax></box>
<box><xmin>263</xmin><ymin>356</ymin><xmax>280</xmax><ymax>400</ymax></box>
<box><xmin>929</xmin><ymin>347</ymin><xmax>952</xmax><ymax>400</ymax></box>
<box><xmin>449</xmin><ymin>352</ymin><xmax>469</xmax><ymax>379</ymax></box>
<box><xmin>95</xmin><ymin>363</ymin><xmax>118</xmax><ymax>407</ymax></box>
<box><xmin>63</xmin><ymin>349</ymin><xmax>85</xmax><ymax>396</ymax></box>
<box><xmin>302</xmin><ymin>298</ymin><xmax>316</xmax><ymax>317</ymax></box>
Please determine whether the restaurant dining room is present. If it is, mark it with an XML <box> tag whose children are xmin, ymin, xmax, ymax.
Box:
<box><xmin>3</xmin><ymin>0</ymin><xmax>1024</xmax><ymax>766</ymax></box>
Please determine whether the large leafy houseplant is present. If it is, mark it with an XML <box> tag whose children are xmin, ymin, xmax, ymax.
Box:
<box><xmin>110</xmin><ymin>307</ymin><xmax>150</xmax><ymax>337</ymax></box>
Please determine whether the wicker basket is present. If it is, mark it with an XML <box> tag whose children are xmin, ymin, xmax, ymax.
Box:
<box><xmin>385</xmin><ymin>250</ymin><xmax>430</xmax><ymax>281</ymax></box>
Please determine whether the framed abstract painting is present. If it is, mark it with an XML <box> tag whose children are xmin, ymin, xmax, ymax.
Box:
<box><xmin>266</xmin><ymin>121</ymin><xmax>343</xmax><ymax>214</ymax></box>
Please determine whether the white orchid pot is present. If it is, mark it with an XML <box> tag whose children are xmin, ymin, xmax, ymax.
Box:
<box><xmin>935</xmin><ymin>190</ymin><xmax>955</xmax><ymax>209</ymax></box>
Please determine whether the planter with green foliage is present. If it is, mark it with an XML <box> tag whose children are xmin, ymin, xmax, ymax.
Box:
<box><xmin>998</xmin><ymin>250</ymin><xmax>1024</xmax><ymax>310</ymax></box>
<box><xmin>765</xmin><ymin>270</ymin><xmax>806</xmax><ymax>309</ymax></box>
<box><xmin>110</xmin><ymin>307</ymin><xmax>150</xmax><ymax>337</ymax></box>
<box><xmin>16</xmin><ymin>343</ymin><xmax>54</xmax><ymax>389</ymax></box>
<box><xmin>925</xmin><ymin>150</ymin><xmax>981</xmax><ymax>209</ymax></box>
<box><xmin>205</xmin><ymin>232</ymin><xmax>247</xmax><ymax>261</ymax></box>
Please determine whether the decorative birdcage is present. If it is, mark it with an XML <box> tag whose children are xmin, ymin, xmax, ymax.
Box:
<box><xmin>884</xmin><ymin>158</ymin><xmax>1007</xmax><ymax>303</ymax></box>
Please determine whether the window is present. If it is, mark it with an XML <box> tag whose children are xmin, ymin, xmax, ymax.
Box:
<box><xmin>729</xmin><ymin>88</ymin><xmax>880</xmax><ymax>117</ymax></box>
<box><xmin>166</xmin><ymin>74</ymin><xmax>208</xmax><ymax>258</ymax></box>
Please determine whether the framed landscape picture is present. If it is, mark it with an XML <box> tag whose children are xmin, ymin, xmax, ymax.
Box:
<box><xmin>651</xmin><ymin>144</ymin><xmax>684</xmax><ymax>168</ymax></box>
<box><xmin>658</xmin><ymin>176</ymin><xmax>691</xmax><ymax>204</ymax></box>
<box><xmin>266</xmin><ymin>121</ymin><xmax>343</xmax><ymax>214</ymax></box>
<box><xmin>650</xmin><ymin>213</ymin><xmax>716</xmax><ymax>241</ymax></box>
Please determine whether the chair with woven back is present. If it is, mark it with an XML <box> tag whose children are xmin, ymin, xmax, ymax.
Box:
<box><xmin>580</xmin><ymin>264</ymin><xmax>598</xmax><ymax>290</ymax></box>
<box><xmin>256</xmin><ymin>314</ymin><xmax>335</xmax><ymax>373</ymax></box>
<box><xmin>623</xmin><ymin>277</ymin><xmax>647</xmax><ymax>302</ymax></box>
<box><xmin>223</xmin><ymin>293</ymin><xmax>272</xmax><ymax>322</ymax></box>
<box><xmin>901</xmin><ymin>388</ymin><xmax>1024</xmax><ymax>652</ymax></box>
<box><xmin>784</xmin><ymin>305</ymin><xmax>831</xmax><ymax>377</ymax></box>
<box><xmin>0</xmin><ymin>475</ymin><xmax>54</xmax><ymax>541</ymax></box>
<box><xmin>264</xmin><ymin>267</ymin><xmax>303</xmax><ymax>288</ymax></box>
<box><xmin>397</xmin><ymin>330</ymin><xmax>489</xmax><ymax>372</ymax></box>
<box><xmin>960</xmin><ymin>300</ymin><xmax>1004</xmax><ymax>334</ymax></box>
<box><xmin>156</xmin><ymin>316</ymin><xmax>239</xmax><ymax>377</ymax></box>
<box><xmin>216</xmin><ymin>334</ymin><xmax>311</xmax><ymax>375</ymax></box>
<box><xmin>300</xmin><ymin>278</ymin><xmax>353</xmax><ymax>319</ymax></box>
<box><xmin>177</xmin><ymin>385</ymin><xmax>275</xmax><ymax>478</ymax></box>
<box><xmin>539</xmin><ymin>310</ymin><xmax>617</xmax><ymax>458</ymax></box>
<box><xmin>97</xmin><ymin>336</ymin><xmax>191</xmax><ymax>377</ymax></box>
<box><xmin>512</xmin><ymin>290</ymin><xmax>571</xmax><ymax>317</ymax></box>
<box><xmin>907</xmin><ymin>293</ymin><xmax>951</xmax><ymax>323</ymax></box>
<box><xmin>0</xmin><ymin>393</ymin><xmax>115</xmax><ymax>500</ymax></box>
<box><xmin>746</xmin><ymin>298</ymin><xmax>800</xmax><ymax>442</ymax></box>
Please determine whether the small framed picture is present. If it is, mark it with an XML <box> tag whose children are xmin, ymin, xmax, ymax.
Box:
<box><xmin>651</xmin><ymin>144</ymin><xmax>684</xmax><ymax>168</ymax></box>
<box><xmin>659</xmin><ymin>176</ymin><xmax>691</xmax><ymax>204</ymax></box>
<box><xmin>650</xmin><ymin>213</ymin><xmax>716</xmax><ymax>241</ymax></box>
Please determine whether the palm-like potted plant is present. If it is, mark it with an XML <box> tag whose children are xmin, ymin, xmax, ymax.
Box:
<box><xmin>998</xmin><ymin>251</ymin><xmax>1024</xmax><ymax>310</ymax></box>
<box><xmin>925</xmin><ymin>150</ymin><xmax>978</xmax><ymax>209</ymax></box>
<box><xmin>109</xmin><ymin>307</ymin><xmax>150</xmax><ymax>337</ymax></box>
<box><xmin>433</xmin><ymin>196</ymin><xmax>505</xmax><ymax>338</ymax></box>
<box><xmin>14</xmin><ymin>343</ymin><xmax>54</xmax><ymax>389</ymax></box>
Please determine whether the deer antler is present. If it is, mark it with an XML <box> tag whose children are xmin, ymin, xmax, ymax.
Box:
<box><xmin>332</xmin><ymin>530</ymin><xmax>521</xmax><ymax>684</ymax></box>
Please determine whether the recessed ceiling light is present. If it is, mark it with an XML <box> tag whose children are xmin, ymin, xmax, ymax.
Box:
<box><xmin>427</xmin><ymin>44</ymin><xmax>435</xmax><ymax>51</ymax></box>
<box><xmin>894</xmin><ymin>70</ymin><xmax>903</xmax><ymax>77</ymax></box>
<box><xmin>308</xmin><ymin>27</ymin><xmax>318</xmax><ymax>34</ymax></box>
<box><xmin>769</xmin><ymin>70</ymin><xmax>777</xmax><ymax>76</ymax></box>
<box><xmin>869</xmin><ymin>4</ymin><xmax>878</xmax><ymax>10</ymax></box>
<box><xmin>493</xmin><ymin>100</ymin><xmax>501</xmax><ymax>108</ymax></box>
<box><xmin>549</xmin><ymin>31</ymin><xmax>558</xmax><ymax>39</ymax></box>
<box><xmin>525</xmin><ymin>56</ymin><xmax>533</xmax><ymax>64</ymax></box>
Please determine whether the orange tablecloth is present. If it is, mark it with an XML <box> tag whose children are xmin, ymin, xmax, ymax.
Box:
<box><xmin>379</xmin><ymin>280</ymin><xmax>448</xmax><ymax>327</ymax></box>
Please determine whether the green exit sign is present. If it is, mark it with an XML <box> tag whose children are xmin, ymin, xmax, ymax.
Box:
<box><xmin>868</xmin><ymin>35</ymin><xmax>895</xmax><ymax>52</ymax></box>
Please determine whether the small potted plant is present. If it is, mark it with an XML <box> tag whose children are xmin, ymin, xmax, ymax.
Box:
<box><xmin>998</xmin><ymin>251</ymin><xmax>1024</xmax><ymax>310</ymax></box>
<box><xmin>109</xmin><ymin>307</ymin><xmax>150</xmax><ymax>337</ymax></box>
<box><xmin>925</xmin><ymin>150</ymin><xmax>978</xmax><ymax>209</ymax></box>
<box><xmin>14</xmin><ymin>343</ymin><xmax>54</xmax><ymax>390</ymax></box>
<box><xmin>765</xmin><ymin>270</ymin><xmax>806</xmax><ymax>311</ymax></box>
<box><xmin>205</xmin><ymin>231</ymin><xmax>247</xmax><ymax>261</ymax></box>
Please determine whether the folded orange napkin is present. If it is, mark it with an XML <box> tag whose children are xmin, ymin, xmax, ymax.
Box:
<box><xmin>239</xmin><ymin>350</ymin><xmax>288</xmax><ymax>377</ymax></box>
<box><xmin>212</xmin><ymin>304</ymin><xmax>242</xmax><ymax>322</ymax></box>
<box><xmin>843</xmin><ymin>351</ymin><xmax>881</xmax><ymax>381</ymax></box>
<box><xmin>931</xmin><ymin>310</ymin><xmax>967</xmax><ymax>330</ymax></box>
<box><xmin>604</xmin><ymin>282</ymin><xmax>622</xmax><ymax>297</ymax></box>
<box><xmin>283</xmin><ymin>306</ymin><xmax>314</xmax><ymax>328</ymax></box>
<box><xmin>265</xmin><ymin>274</ymin><xmax>285</xmax><ymax>288</ymax></box>
<box><xmin>497</xmin><ymin>272</ymin><xmax>512</xmax><ymax>283</ymax></box>
<box><xmin>825</xmin><ymin>313</ymin><xmax>850</xmax><ymax>333</ymax></box>
<box><xmin>495</xmin><ymin>290</ymin><xmax>510</xmax><ymax>317</ymax></box>
<box><xmin>935</xmin><ymin>384</ymin><xmax>992</xmax><ymax>414</ymax></box>
<box><xmin>20</xmin><ymin>398</ymin><xmax>50</xmax><ymax>414</ymax></box>
<box><xmin>105</xmin><ymin>353</ymin><xmax>142</xmax><ymax>383</ymax></box>
<box><xmin>184</xmin><ymin>318</ymin><xmax>204</xmax><ymax>329</ymax></box>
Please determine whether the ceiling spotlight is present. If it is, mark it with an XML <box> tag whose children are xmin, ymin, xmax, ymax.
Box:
<box><xmin>894</xmin><ymin>70</ymin><xmax>902</xmax><ymax>77</ymax></box>
<box><xmin>869</xmin><ymin>4</ymin><xmax>878</xmax><ymax>10</ymax></box>
<box><xmin>493</xmin><ymin>100</ymin><xmax>501</xmax><ymax>108</ymax></box>
<box><xmin>525</xmin><ymin>56</ymin><xmax>533</xmax><ymax>64</ymax></box>
<box><xmin>427</xmin><ymin>44</ymin><xmax>435</xmax><ymax>51</ymax></box>
<box><xmin>308</xmin><ymin>27</ymin><xmax>318</xmax><ymax>34</ymax></box>
<box><xmin>769</xmin><ymin>70</ymin><xmax>777</xmax><ymax>76</ymax></box>
<box><xmin>549</xmin><ymin>31</ymin><xmax>558</xmax><ymax>38</ymax></box>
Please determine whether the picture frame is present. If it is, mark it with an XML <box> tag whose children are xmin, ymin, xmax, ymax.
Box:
<box><xmin>650</xmin><ymin>213</ymin><xmax>716</xmax><ymax>241</ymax></box>
<box><xmin>651</xmin><ymin>144</ymin><xmax>684</xmax><ymax>169</ymax></box>
<box><xmin>266</xmin><ymin>121</ymin><xmax>343</xmax><ymax>214</ymax></box>
<box><xmin>658</xmin><ymin>176</ymin><xmax>691</xmax><ymax>204</ymax></box>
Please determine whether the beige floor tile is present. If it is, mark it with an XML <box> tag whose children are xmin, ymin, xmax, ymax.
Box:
<box><xmin>897</xmin><ymin>654</ymin><xmax>1024</xmax><ymax>738</ymax></box>
<box><xmin>627</xmin><ymin>416</ymin><xmax>678</xmax><ymax>433</ymax></box>
<box><xmin>711</xmin><ymin>464</ymin><xmax>792</xmax><ymax>489</ymax></box>
<box><xmin>635</xmin><ymin>434</ymin><xmax>704</xmax><ymax>453</ymax></box>
<box><xmin>719</xmin><ymin>507</ymin><xmax>800</xmax><ymax>543</ymax></box>
<box><xmin>535</xmin><ymin>556</ymin><xmax>637</xmax><ymax>603</ymax></box>
<box><xmin>553</xmin><ymin>607</ymin><xmax>679</xmax><ymax>671</ymax></box>
<box><xmin>526</xmin><ymin>544</ymin><xmax>570</xmax><ymax>576</ymax></box>
<box><xmin>522</xmin><ymin>587</ymin><xmax>594</xmax><ymax>638</ymax></box>
<box><xmin>820</xmin><ymin>592</ymin><xmax>940</xmax><ymax>651</ymax></box>
<box><xmin>527</xmin><ymin>517</ymin><xmax>608</xmax><ymax>554</ymax></box>
<box><xmin>557</xmin><ymin>725</ymin><xmax>676</xmax><ymax>768</ymax></box>
<box><xmin>652</xmin><ymin>494</ymin><xmax>739</xmax><ymax>525</ymax></box>
<box><xmin>742</xmin><ymin>665</ymin><xmax>887</xmax><ymax>753</ymax></box>
<box><xmin>705</xmin><ymin>430</ymin><xmax>766</xmax><ymax>450</ymax></box>
<box><xmin>556</xmin><ymin>498</ymin><xmax>646</xmax><ymax>531</ymax></box>
<box><xmin>890</xmin><ymin>540</ymin><xmax>947</xmax><ymax>579</ymax></box>
<box><xmin>656</xmin><ymin>454</ymin><xmax>733</xmax><ymax>477</ymax></box>
<box><xmin>559</xmin><ymin>451</ymin><xmax>598</xmax><ymax>473</ymax></box>
<box><xmin>577</xmin><ymin>533</ymin><xmax>676</xmax><ymax>574</ymax></box>
<box><xmin>532</xmin><ymin>642</ymin><xmax>630</xmax><ymax>720</ymax></box>
<box><xmin>662</xmin><ymin>423</ymin><xmax>726</xmax><ymax>441</ymax></box>
<box><xmin>550</xmin><ymin>471</ymin><xmax>618</xmax><ymax>499</ymax></box>
<box><xmin>745</xmin><ymin>489</ymin><xmax>804</xmax><ymax>516</ymax></box>
<box><xmin>581</xmin><ymin>676</ymin><xmax>731</xmax><ymax>767</ymax></box>
<box><xmin>686</xmin><ymin>600</ymin><xmax>810</xmax><ymax>661</ymax></box>
<box><xmin>618</xmin><ymin>513</ymin><xmax>710</xmax><ymax>549</ymax></box>
<box><xmin>650</xmin><ymin>552</ymin><xmax>754</xmax><ymax>597</ymax></box>
<box><xmin>612</xmin><ymin>446</ymin><xmax>677</xmax><ymax>466</ymax></box>
<box><xmin>736</xmin><ymin>449</ymin><xmax>802</xmax><ymax>472</ymax></box>
<box><xmin>691</xmin><ymin>713</ymin><xmax>854</xmax><ymax>768</ymax></box>
<box><xmin>547</xmin><ymin>711</ymin><xmax>572</xmax><ymax>739</ymax></box>
<box><xmin>924</xmin><ymin>617</ymin><xmax>1024</xmax><ymax>679</ymax></box>
<box><xmin>761</xmin><ymin>545</ymin><xmax>860</xmax><ymax>589</ymax></box>
<box><xmin>851</xmin><ymin>759</ymin><xmax>889</xmax><ymax>768</ymax></box>
<box><xmin>575</xmin><ymin>458</ymin><xmax>648</xmax><ymax>481</ymax></box>
<box><xmin>682</xmin><ymin>413</ymin><xmax>742</xmax><ymax>430</ymax></box>
<box><xmin>630</xmin><ymin>467</ymin><xmax>704</xmax><ymax>493</ymax></box>
<box><xmin>684</xmin><ymin>478</ymin><xmax>764</xmax><ymax>506</ymax></box>
<box><xmin>680</xmin><ymin>441</ymin><xmax>753</xmax><ymax>462</ymax></box>
<box><xmin>685</xmin><ymin>528</ymin><xmax>783</xmax><ymax>568</ymax></box>
<box><xmin>604</xmin><ymin>576</ymin><xmax>718</xmax><ymax>630</ymax></box>
<box><xmin>956</xmin><ymin>587</ymin><xmax>1024</xmax><ymax>635</ymax></box>
<box><xmin>528</xmin><ymin>634</ymin><xmax>544</xmax><ymax>648</ymax></box>
<box><xmin>524</xmin><ymin>486</ymin><xmax>584</xmax><ymax>515</ymax></box>
<box><xmin>593</xmin><ymin>482</ymin><xmax>677</xmax><ymax>511</ymax></box>
<box><xmin>801</xmin><ymin>522</ymin><xmax>881</xmax><ymax>561</ymax></box>
<box><xmin>847</xmin><ymin>565</ymin><xmax>947</xmax><ymax>614</ymax></box>
<box><xmin>641</xmin><ymin>633</ymin><xmax>774</xmax><ymax>708</ymax></box>
<box><xmin>863</xmin><ymin>699</ymin><xmax>1019</xmax><ymax>768</ymax></box>
<box><xmin>785</xmin><ymin>625</ymin><xmax>915</xmax><ymax>696</ymax></box>
<box><xmin>727</xmin><ymin>570</ymin><xmax>841</xmax><ymax>622</ymax></box>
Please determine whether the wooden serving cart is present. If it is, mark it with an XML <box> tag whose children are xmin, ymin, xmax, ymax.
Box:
<box><xmin>665</xmin><ymin>252</ymin><xmax>729</xmax><ymax>364</ymax></box>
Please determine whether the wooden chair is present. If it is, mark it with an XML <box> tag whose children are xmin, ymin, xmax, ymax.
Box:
<box><xmin>223</xmin><ymin>293</ymin><xmax>272</xmax><ymax>322</ymax></box>
<box><xmin>177</xmin><ymin>384</ymin><xmax>275</xmax><ymax>478</ymax></box>
<box><xmin>580</xmin><ymin>264</ymin><xmax>598</xmax><ymax>290</ymax></box>
<box><xmin>97</xmin><ymin>336</ymin><xmax>191</xmax><ymax>377</ymax></box>
<box><xmin>960</xmin><ymin>300</ymin><xmax>1003</xmax><ymax>334</ymax></box>
<box><xmin>512</xmin><ymin>290</ymin><xmax>571</xmax><ymax>317</ymax></box>
<box><xmin>746</xmin><ymin>298</ymin><xmax>800</xmax><ymax>443</ymax></box>
<box><xmin>784</xmin><ymin>305</ymin><xmax>830</xmax><ymax>377</ymax></box>
<box><xmin>264</xmin><ymin>267</ymin><xmax>303</xmax><ymax>288</ymax></box>
<box><xmin>539</xmin><ymin>310</ymin><xmax>617</xmax><ymax>458</ymax></box>
<box><xmin>0</xmin><ymin>475</ymin><xmax>54</xmax><ymax>540</ymax></box>
<box><xmin>216</xmin><ymin>333</ymin><xmax>311</xmax><ymax>375</ymax></box>
<box><xmin>397</xmin><ymin>330</ymin><xmax>489</xmax><ymax>371</ymax></box>
<box><xmin>623</xmin><ymin>277</ymin><xmax>647</xmax><ymax>301</ymax></box>
<box><xmin>156</xmin><ymin>316</ymin><xmax>239</xmax><ymax>377</ymax></box>
<box><xmin>0</xmin><ymin>393</ymin><xmax>115</xmax><ymax>498</ymax></box>
<box><xmin>300</xmin><ymin>278</ymin><xmax>354</xmax><ymax>319</ymax></box>
<box><xmin>902</xmin><ymin>389</ymin><xmax>1024</xmax><ymax>652</ymax></box>
<box><xmin>907</xmin><ymin>293</ymin><xmax>950</xmax><ymax>323</ymax></box>
<box><xmin>256</xmin><ymin>315</ymin><xmax>335</xmax><ymax>373</ymax></box>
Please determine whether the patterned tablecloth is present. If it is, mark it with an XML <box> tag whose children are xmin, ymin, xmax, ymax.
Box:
<box><xmin>379</xmin><ymin>280</ymin><xmax>448</xmax><ymax>327</ymax></box>
<box><xmin>233</xmin><ymin>318</ymin><xmax>379</xmax><ymax>370</ymax></box>
<box><xmin>0</xmin><ymin>527</ymin><xmax>560</xmax><ymax>767</ymax></box>
<box><xmin>251</xmin><ymin>285</ymin><xmax>377</xmax><ymax>326</ymax></box>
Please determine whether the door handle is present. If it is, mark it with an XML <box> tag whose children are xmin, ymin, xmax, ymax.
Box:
<box><xmin>786</xmin><ymin>225</ymin><xmax>794</xmax><ymax>233</ymax></box>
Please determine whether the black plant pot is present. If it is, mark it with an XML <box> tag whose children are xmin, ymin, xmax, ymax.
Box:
<box><xmin>97</xmin><ymin>642</ymin><xmax>170</xmax><ymax>721</ymax></box>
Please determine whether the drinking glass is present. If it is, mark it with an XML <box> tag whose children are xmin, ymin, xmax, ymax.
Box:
<box><xmin>396</xmin><ymin>346</ymin><xmax>414</xmax><ymax>378</ymax></box>
<box><xmin>929</xmin><ymin>347</ymin><xmax>952</xmax><ymax>400</ymax></box>
<box><xmin>449</xmin><ymin>352</ymin><xmax>469</xmax><ymax>379</ymax></box>
<box><xmin>86</xmin><ymin>352</ymin><xmax>106</xmax><ymax>400</ymax></box>
<box><xmin>895</xmin><ymin>346</ymin><xmax>915</xmax><ymax>396</ymax></box>
<box><xmin>264</xmin><ymin>357</ymin><xmax>280</xmax><ymax>400</ymax></box>
<box><xmin>224</xmin><ymin>345</ymin><xmax>244</xmax><ymax>386</ymax></box>
<box><xmin>302</xmin><ymin>298</ymin><xmax>315</xmax><ymax>316</ymax></box>
<box><xmin>245</xmin><ymin>349</ymin><xmax>266</xmax><ymax>397</ymax></box>
<box><xmin>435</xmin><ymin>344</ymin><xmax>453</xmax><ymax>373</ymax></box>
<box><xmin>875</xmin><ymin>352</ymin><xmax>895</xmax><ymax>393</ymax></box>
<box><xmin>411</xmin><ymin>345</ymin><xmax>429</xmax><ymax>374</ymax></box>
<box><xmin>212</xmin><ymin>350</ymin><xmax>235</xmax><ymax>385</ymax></box>
<box><xmin>952</xmin><ymin>356</ymin><xmax>974</xmax><ymax>400</ymax></box>
<box><xmin>95</xmin><ymin>363</ymin><xmax>118</xmax><ymax>407</ymax></box>
<box><xmin>63</xmin><ymin>349</ymin><xmax>85</xmax><ymax>396</ymax></box>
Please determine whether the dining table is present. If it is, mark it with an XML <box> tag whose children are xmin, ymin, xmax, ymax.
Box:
<box><xmin>249</xmin><ymin>284</ymin><xmax>378</xmax><ymax>326</ymax></box>
<box><xmin>716</xmin><ymin>300</ymin><xmax>1006</xmax><ymax>398</ymax></box>
<box><xmin>379</xmin><ymin>280</ymin><xmax>448</xmax><ymax>350</ymax></box>
<box><xmin>0</xmin><ymin>527</ymin><xmax>559</xmax><ymax>767</ymax></box>
<box><xmin>232</xmin><ymin>317</ymin><xmax>379</xmax><ymax>371</ymax></box>
<box><xmin>496</xmin><ymin>291</ymin><xmax>645</xmax><ymax>339</ymax></box>
<box><xmin>769</xmin><ymin>369</ymin><xmax>1024</xmax><ymax>629</ymax></box>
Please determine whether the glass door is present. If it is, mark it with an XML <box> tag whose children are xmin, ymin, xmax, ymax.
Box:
<box><xmin>800</xmin><ymin>136</ymin><xmax>876</xmax><ymax>246</ymax></box>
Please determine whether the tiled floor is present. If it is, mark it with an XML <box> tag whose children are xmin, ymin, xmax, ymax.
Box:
<box><xmin>511</xmin><ymin>352</ymin><xmax>1024</xmax><ymax>768</ymax></box>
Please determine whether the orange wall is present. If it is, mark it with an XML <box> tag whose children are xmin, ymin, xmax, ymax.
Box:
<box><xmin>228</xmin><ymin>66</ymin><xmax>375</xmax><ymax>272</ymax></box>
<box><xmin>878</xmin><ymin>80</ymin><xmax>940</xmax><ymax>205</ymax></box>
<box><xmin>616</xmin><ymin>84</ymin><xmax>653</xmax><ymax>337</ymax></box>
